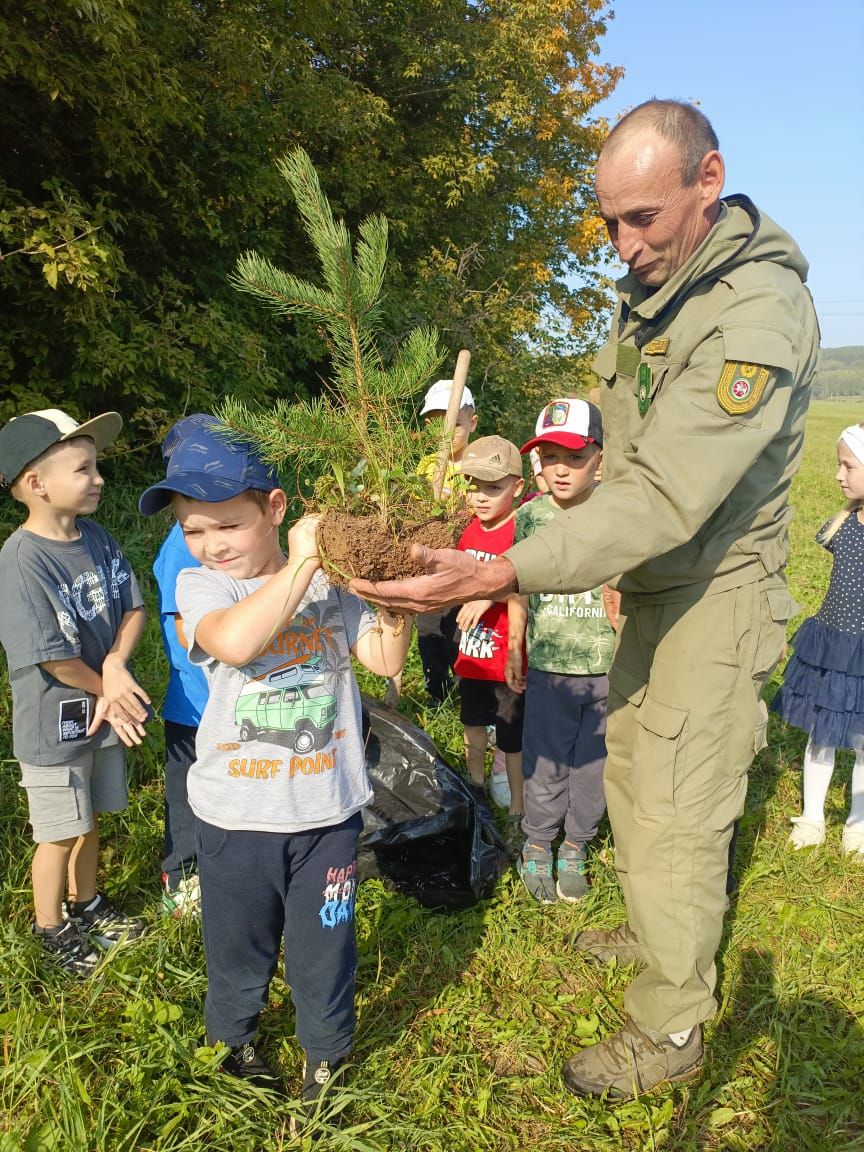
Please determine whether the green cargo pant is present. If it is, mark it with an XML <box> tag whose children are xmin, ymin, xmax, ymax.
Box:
<box><xmin>604</xmin><ymin>576</ymin><xmax>791</xmax><ymax>1033</ymax></box>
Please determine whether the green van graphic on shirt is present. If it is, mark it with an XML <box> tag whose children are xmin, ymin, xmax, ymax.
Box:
<box><xmin>234</xmin><ymin>655</ymin><xmax>338</xmax><ymax>753</ymax></box>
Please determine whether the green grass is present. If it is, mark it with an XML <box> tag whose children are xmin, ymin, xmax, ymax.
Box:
<box><xmin>2</xmin><ymin>399</ymin><xmax>864</xmax><ymax>1150</ymax></box>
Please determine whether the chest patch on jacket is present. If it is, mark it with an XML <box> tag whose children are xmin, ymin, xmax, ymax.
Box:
<box><xmin>616</xmin><ymin>345</ymin><xmax>641</xmax><ymax>376</ymax></box>
<box><xmin>717</xmin><ymin>361</ymin><xmax>771</xmax><ymax>414</ymax></box>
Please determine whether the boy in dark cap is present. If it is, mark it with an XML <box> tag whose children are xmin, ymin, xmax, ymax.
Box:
<box><xmin>139</xmin><ymin>421</ymin><xmax>412</xmax><ymax>1121</ymax></box>
<box><xmin>0</xmin><ymin>409</ymin><xmax>148</xmax><ymax>976</ymax></box>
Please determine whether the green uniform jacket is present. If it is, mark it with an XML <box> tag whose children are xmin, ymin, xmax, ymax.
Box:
<box><xmin>507</xmin><ymin>196</ymin><xmax>820</xmax><ymax>601</ymax></box>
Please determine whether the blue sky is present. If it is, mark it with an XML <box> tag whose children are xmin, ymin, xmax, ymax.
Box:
<box><xmin>590</xmin><ymin>0</ymin><xmax>864</xmax><ymax>349</ymax></box>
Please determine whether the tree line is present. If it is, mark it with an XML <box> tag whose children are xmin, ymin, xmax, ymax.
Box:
<box><xmin>0</xmin><ymin>0</ymin><xmax>621</xmax><ymax>461</ymax></box>
<box><xmin>814</xmin><ymin>347</ymin><xmax>864</xmax><ymax>399</ymax></box>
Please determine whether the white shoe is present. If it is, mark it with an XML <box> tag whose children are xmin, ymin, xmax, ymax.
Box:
<box><xmin>842</xmin><ymin>823</ymin><xmax>864</xmax><ymax>856</ymax></box>
<box><xmin>788</xmin><ymin>817</ymin><xmax>825</xmax><ymax>850</ymax></box>
<box><xmin>489</xmin><ymin>769</ymin><xmax>511</xmax><ymax>809</ymax></box>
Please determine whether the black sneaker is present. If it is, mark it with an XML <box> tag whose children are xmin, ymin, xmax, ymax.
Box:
<box><xmin>290</xmin><ymin>1056</ymin><xmax>348</xmax><ymax>1137</ymax></box>
<box><xmin>63</xmin><ymin>892</ymin><xmax>147</xmax><ymax>948</ymax></box>
<box><xmin>221</xmin><ymin>1042</ymin><xmax>285</xmax><ymax>1093</ymax></box>
<box><xmin>34</xmin><ymin>921</ymin><xmax>100</xmax><ymax>978</ymax></box>
<box><xmin>302</xmin><ymin>1056</ymin><xmax>347</xmax><ymax>1103</ymax></box>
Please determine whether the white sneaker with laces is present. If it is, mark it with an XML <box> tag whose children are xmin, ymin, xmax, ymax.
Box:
<box><xmin>788</xmin><ymin>816</ymin><xmax>825</xmax><ymax>850</ymax></box>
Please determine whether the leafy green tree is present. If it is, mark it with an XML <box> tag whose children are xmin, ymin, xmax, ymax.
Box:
<box><xmin>0</xmin><ymin>0</ymin><xmax>620</xmax><ymax>456</ymax></box>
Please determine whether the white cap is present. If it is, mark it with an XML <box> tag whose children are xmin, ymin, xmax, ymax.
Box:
<box><xmin>420</xmin><ymin>378</ymin><xmax>475</xmax><ymax>416</ymax></box>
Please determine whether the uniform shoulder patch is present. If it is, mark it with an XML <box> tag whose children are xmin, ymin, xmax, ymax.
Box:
<box><xmin>716</xmin><ymin>361</ymin><xmax>772</xmax><ymax>415</ymax></box>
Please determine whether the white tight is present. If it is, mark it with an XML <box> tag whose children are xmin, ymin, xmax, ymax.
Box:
<box><xmin>801</xmin><ymin>737</ymin><xmax>864</xmax><ymax>826</ymax></box>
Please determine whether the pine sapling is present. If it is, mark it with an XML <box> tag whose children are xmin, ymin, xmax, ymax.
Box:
<box><xmin>224</xmin><ymin>148</ymin><xmax>468</xmax><ymax>582</ymax></box>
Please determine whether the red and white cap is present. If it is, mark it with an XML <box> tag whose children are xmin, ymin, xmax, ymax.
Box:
<box><xmin>520</xmin><ymin>398</ymin><xmax>603</xmax><ymax>454</ymax></box>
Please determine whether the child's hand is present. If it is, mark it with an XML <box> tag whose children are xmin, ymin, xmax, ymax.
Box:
<box><xmin>378</xmin><ymin>610</ymin><xmax>414</xmax><ymax>637</ymax></box>
<box><xmin>288</xmin><ymin>514</ymin><xmax>322</xmax><ymax>567</ymax></box>
<box><xmin>88</xmin><ymin>697</ymin><xmax>147</xmax><ymax>747</ymax></box>
<box><xmin>602</xmin><ymin>584</ymin><xmax>621</xmax><ymax>632</ymax></box>
<box><xmin>505</xmin><ymin>649</ymin><xmax>526</xmax><ymax>694</ymax></box>
<box><xmin>100</xmin><ymin>655</ymin><xmax>151</xmax><ymax>724</ymax></box>
<box><xmin>87</xmin><ymin>695</ymin><xmax>109</xmax><ymax>738</ymax></box>
<box><xmin>456</xmin><ymin>599</ymin><xmax>495</xmax><ymax>630</ymax></box>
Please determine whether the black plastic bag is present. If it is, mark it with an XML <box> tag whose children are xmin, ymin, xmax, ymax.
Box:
<box><xmin>359</xmin><ymin>696</ymin><xmax>509</xmax><ymax>909</ymax></box>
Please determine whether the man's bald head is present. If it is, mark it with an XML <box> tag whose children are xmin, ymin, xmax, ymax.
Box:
<box><xmin>594</xmin><ymin>100</ymin><xmax>725</xmax><ymax>287</ymax></box>
<box><xmin>601</xmin><ymin>100</ymin><xmax>719</xmax><ymax>187</ymax></box>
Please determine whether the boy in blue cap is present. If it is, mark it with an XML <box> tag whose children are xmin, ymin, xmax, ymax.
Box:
<box><xmin>139</xmin><ymin>421</ymin><xmax>412</xmax><ymax>1115</ymax></box>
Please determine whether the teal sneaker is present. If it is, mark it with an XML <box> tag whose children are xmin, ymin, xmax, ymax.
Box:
<box><xmin>556</xmin><ymin>842</ymin><xmax>589</xmax><ymax>902</ymax></box>
<box><xmin>518</xmin><ymin>843</ymin><xmax>557</xmax><ymax>903</ymax></box>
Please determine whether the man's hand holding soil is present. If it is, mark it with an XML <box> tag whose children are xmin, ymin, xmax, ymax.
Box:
<box><xmin>350</xmin><ymin>544</ymin><xmax>518</xmax><ymax>613</ymax></box>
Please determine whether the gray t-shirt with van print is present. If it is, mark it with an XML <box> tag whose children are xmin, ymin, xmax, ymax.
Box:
<box><xmin>176</xmin><ymin>566</ymin><xmax>376</xmax><ymax>833</ymax></box>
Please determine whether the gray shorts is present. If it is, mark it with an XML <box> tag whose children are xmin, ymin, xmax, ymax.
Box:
<box><xmin>19</xmin><ymin>744</ymin><xmax>128</xmax><ymax>843</ymax></box>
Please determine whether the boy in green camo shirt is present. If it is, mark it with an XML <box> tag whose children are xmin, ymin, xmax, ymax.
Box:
<box><xmin>506</xmin><ymin>399</ymin><xmax>617</xmax><ymax>903</ymax></box>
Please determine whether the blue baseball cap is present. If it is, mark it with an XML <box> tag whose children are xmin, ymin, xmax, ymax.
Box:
<box><xmin>139</xmin><ymin>424</ymin><xmax>280</xmax><ymax>515</ymax></box>
<box><xmin>161</xmin><ymin>413</ymin><xmax>216</xmax><ymax>463</ymax></box>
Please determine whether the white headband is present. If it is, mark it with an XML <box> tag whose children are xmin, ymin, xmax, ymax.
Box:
<box><xmin>840</xmin><ymin>425</ymin><xmax>864</xmax><ymax>466</ymax></box>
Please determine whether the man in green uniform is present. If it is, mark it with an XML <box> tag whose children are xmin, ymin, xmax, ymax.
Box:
<box><xmin>351</xmin><ymin>99</ymin><xmax>820</xmax><ymax>1096</ymax></box>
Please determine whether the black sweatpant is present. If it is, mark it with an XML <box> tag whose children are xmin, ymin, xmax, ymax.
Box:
<box><xmin>416</xmin><ymin>608</ymin><xmax>459</xmax><ymax>703</ymax></box>
<box><xmin>162</xmin><ymin>720</ymin><xmax>198</xmax><ymax>889</ymax></box>
<box><xmin>195</xmin><ymin>812</ymin><xmax>363</xmax><ymax>1064</ymax></box>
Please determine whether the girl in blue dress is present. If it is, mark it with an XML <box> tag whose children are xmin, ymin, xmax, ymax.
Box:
<box><xmin>772</xmin><ymin>423</ymin><xmax>864</xmax><ymax>853</ymax></box>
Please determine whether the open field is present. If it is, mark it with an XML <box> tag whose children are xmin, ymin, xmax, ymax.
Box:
<box><xmin>1</xmin><ymin>399</ymin><xmax>863</xmax><ymax>1151</ymax></box>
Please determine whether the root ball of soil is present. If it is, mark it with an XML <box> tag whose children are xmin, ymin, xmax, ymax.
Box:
<box><xmin>317</xmin><ymin>510</ymin><xmax>468</xmax><ymax>585</ymax></box>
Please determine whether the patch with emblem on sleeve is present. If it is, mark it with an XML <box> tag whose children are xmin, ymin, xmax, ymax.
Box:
<box><xmin>716</xmin><ymin>361</ymin><xmax>772</xmax><ymax>414</ymax></box>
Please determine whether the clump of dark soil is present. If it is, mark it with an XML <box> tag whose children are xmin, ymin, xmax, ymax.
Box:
<box><xmin>318</xmin><ymin>509</ymin><xmax>470</xmax><ymax>585</ymax></box>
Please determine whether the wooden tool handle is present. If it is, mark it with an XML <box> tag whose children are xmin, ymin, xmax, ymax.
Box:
<box><xmin>432</xmin><ymin>348</ymin><xmax>471</xmax><ymax>500</ymax></box>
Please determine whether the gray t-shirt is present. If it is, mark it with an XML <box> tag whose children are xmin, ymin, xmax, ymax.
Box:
<box><xmin>0</xmin><ymin>520</ymin><xmax>144</xmax><ymax>765</ymax></box>
<box><xmin>177</xmin><ymin>565</ymin><xmax>376</xmax><ymax>833</ymax></box>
